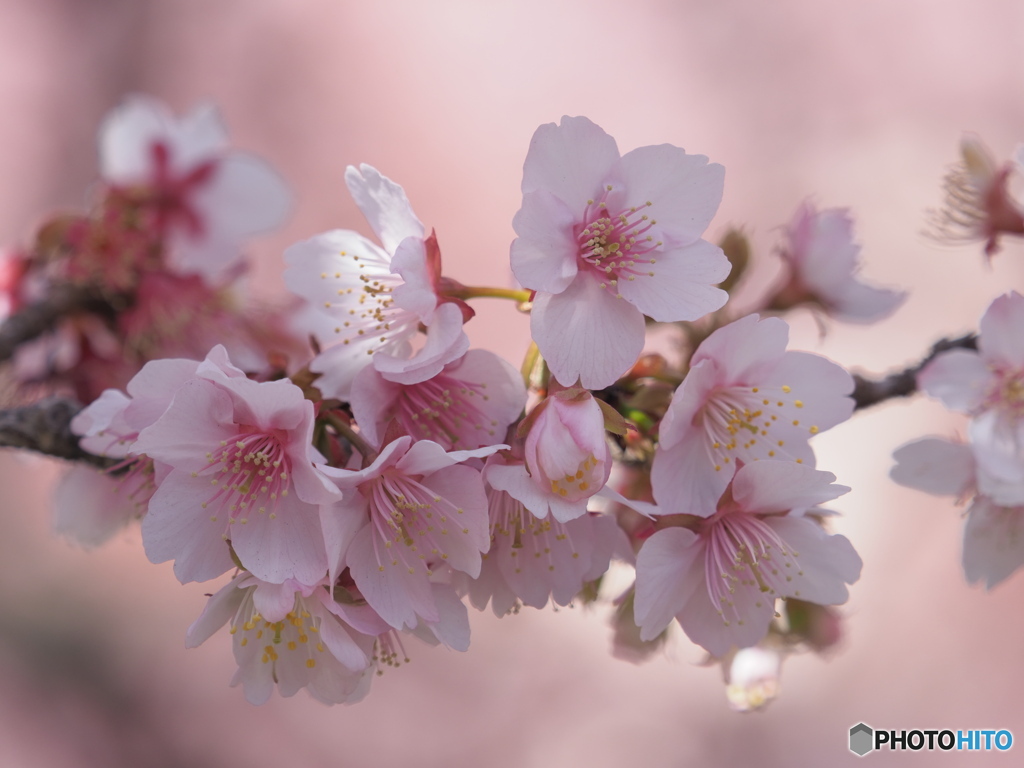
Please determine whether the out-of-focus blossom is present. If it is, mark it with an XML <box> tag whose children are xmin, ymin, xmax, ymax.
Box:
<box><xmin>510</xmin><ymin>115</ymin><xmax>731</xmax><ymax>389</ymax></box>
<box><xmin>651</xmin><ymin>314</ymin><xmax>854</xmax><ymax>516</ymax></box>
<box><xmin>723</xmin><ymin>646</ymin><xmax>782</xmax><ymax>712</ymax></box>
<box><xmin>634</xmin><ymin>461</ymin><xmax>861</xmax><ymax>657</ymax></box>
<box><xmin>918</xmin><ymin>291</ymin><xmax>1024</xmax><ymax>502</ymax></box>
<box><xmin>770</xmin><ymin>202</ymin><xmax>905</xmax><ymax>323</ymax></box>
<box><xmin>891</xmin><ymin>436</ymin><xmax>1024</xmax><ymax>589</ymax></box>
<box><xmin>284</xmin><ymin>165</ymin><xmax>469</xmax><ymax>400</ymax></box>
<box><xmin>133</xmin><ymin>346</ymin><xmax>338</xmax><ymax>584</ymax></box>
<box><xmin>186</xmin><ymin>573</ymin><xmax>378</xmax><ymax>706</ymax></box>
<box><xmin>466</xmin><ymin>481</ymin><xmax>630</xmax><ymax>616</ymax></box>
<box><xmin>485</xmin><ymin>389</ymin><xmax>610</xmax><ymax>523</ymax></box>
<box><xmin>320</xmin><ymin>435</ymin><xmax>501</xmax><ymax>643</ymax></box>
<box><xmin>99</xmin><ymin>95</ymin><xmax>291</xmax><ymax>281</ymax></box>
<box><xmin>350</xmin><ymin>348</ymin><xmax>526</xmax><ymax>450</ymax></box>
<box><xmin>926</xmin><ymin>134</ymin><xmax>1024</xmax><ymax>257</ymax></box>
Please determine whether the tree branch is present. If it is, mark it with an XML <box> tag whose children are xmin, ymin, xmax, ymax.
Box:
<box><xmin>0</xmin><ymin>283</ymin><xmax>116</xmax><ymax>363</ymax></box>
<box><xmin>0</xmin><ymin>396</ymin><xmax>116</xmax><ymax>469</ymax></box>
<box><xmin>852</xmin><ymin>333</ymin><xmax>978</xmax><ymax>410</ymax></box>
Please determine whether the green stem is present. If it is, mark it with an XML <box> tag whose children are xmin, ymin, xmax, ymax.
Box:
<box><xmin>520</xmin><ymin>341</ymin><xmax>540</xmax><ymax>388</ymax></box>
<box><xmin>448</xmin><ymin>285</ymin><xmax>532</xmax><ymax>304</ymax></box>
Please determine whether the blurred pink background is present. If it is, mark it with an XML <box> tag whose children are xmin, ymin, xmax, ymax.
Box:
<box><xmin>1</xmin><ymin>1</ymin><xmax>1023</xmax><ymax>765</ymax></box>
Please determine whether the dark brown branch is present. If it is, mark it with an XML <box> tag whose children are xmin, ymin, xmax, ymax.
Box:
<box><xmin>0</xmin><ymin>396</ymin><xmax>117</xmax><ymax>468</ymax></box>
<box><xmin>852</xmin><ymin>333</ymin><xmax>978</xmax><ymax>410</ymax></box>
<box><xmin>0</xmin><ymin>283</ymin><xmax>115</xmax><ymax>363</ymax></box>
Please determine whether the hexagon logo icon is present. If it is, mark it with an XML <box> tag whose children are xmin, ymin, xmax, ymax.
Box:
<box><xmin>850</xmin><ymin>723</ymin><xmax>874</xmax><ymax>756</ymax></box>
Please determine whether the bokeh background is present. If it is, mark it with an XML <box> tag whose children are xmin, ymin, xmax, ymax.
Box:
<box><xmin>1</xmin><ymin>1</ymin><xmax>1023</xmax><ymax>765</ymax></box>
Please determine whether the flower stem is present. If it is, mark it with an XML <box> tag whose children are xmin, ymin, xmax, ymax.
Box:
<box><xmin>448</xmin><ymin>285</ymin><xmax>532</xmax><ymax>304</ymax></box>
<box><xmin>321</xmin><ymin>411</ymin><xmax>375</xmax><ymax>462</ymax></box>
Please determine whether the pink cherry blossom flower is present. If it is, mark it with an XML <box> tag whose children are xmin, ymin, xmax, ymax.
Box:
<box><xmin>319</xmin><ymin>436</ymin><xmax>501</xmax><ymax>641</ymax></box>
<box><xmin>485</xmin><ymin>390</ymin><xmax>610</xmax><ymax>523</ymax></box>
<box><xmin>350</xmin><ymin>348</ymin><xmax>526</xmax><ymax>451</ymax></box>
<box><xmin>510</xmin><ymin>116</ymin><xmax>731</xmax><ymax>388</ymax></box>
<box><xmin>634</xmin><ymin>461</ymin><xmax>861</xmax><ymax>657</ymax></box>
<box><xmin>284</xmin><ymin>165</ymin><xmax>469</xmax><ymax>400</ymax></box>
<box><xmin>771</xmin><ymin>202</ymin><xmax>905</xmax><ymax>323</ymax></box>
<box><xmin>133</xmin><ymin>347</ymin><xmax>338</xmax><ymax>584</ymax></box>
<box><xmin>186</xmin><ymin>573</ymin><xmax>378</xmax><ymax>705</ymax></box>
<box><xmin>465</xmin><ymin>481</ymin><xmax>631</xmax><ymax>616</ymax></box>
<box><xmin>99</xmin><ymin>95</ymin><xmax>291</xmax><ymax>281</ymax></box>
<box><xmin>918</xmin><ymin>292</ymin><xmax>1024</xmax><ymax>502</ymax></box>
<box><xmin>926</xmin><ymin>135</ymin><xmax>1024</xmax><ymax>257</ymax></box>
<box><xmin>891</xmin><ymin>436</ymin><xmax>1024</xmax><ymax>589</ymax></box>
<box><xmin>651</xmin><ymin>314</ymin><xmax>854</xmax><ymax>516</ymax></box>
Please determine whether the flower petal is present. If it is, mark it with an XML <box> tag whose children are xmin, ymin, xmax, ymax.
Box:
<box><xmin>531</xmin><ymin>274</ymin><xmax>645</xmax><ymax>389</ymax></box>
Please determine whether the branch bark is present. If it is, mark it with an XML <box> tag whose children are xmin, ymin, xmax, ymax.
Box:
<box><xmin>0</xmin><ymin>283</ymin><xmax>116</xmax><ymax>363</ymax></box>
<box><xmin>852</xmin><ymin>333</ymin><xmax>977</xmax><ymax>410</ymax></box>
<box><xmin>0</xmin><ymin>396</ymin><xmax>116</xmax><ymax>469</ymax></box>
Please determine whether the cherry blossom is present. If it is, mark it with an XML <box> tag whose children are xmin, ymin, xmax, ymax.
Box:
<box><xmin>918</xmin><ymin>291</ymin><xmax>1024</xmax><ymax>502</ymax></box>
<box><xmin>771</xmin><ymin>202</ymin><xmax>905</xmax><ymax>323</ymax></box>
<box><xmin>465</xmin><ymin>482</ymin><xmax>631</xmax><ymax>616</ymax></box>
<box><xmin>926</xmin><ymin>134</ymin><xmax>1024</xmax><ymax>257</ymax></box>
<box><xmin>634</xmin><ymin>461</ymin><xmax>861</xmax><ymax>657</ymax></box>
<box><xmin>511</xmin><ymin>116</ymin><xmax>731</xmax><ymax>389</ymax></box>
<box><xmin>132</xmin><ymin>347</ymin><xmax>338</xmax><ymax>584</ymax></box>
<box><xmin>651</xmin><ymin>314</ymin><xmax>854</xmax><ymax>516</ymax></box>
<box><xmin>485</xmin><ymin>389</ymin><xmax>611</xmax><ymax>523</ymax></box>
<box><xmin>319</xmin><ymin>436</ymin><xmax>501</xmax><ymax>641</ymax></box>
<box><xmin>186</xmin><ymin>573</ymin><xmax>378</xmax><ymax>705</ymax></box>
<box><xmin>891</xmin><ymin>436</ymin><xmax>1024</xmax><ymax>589</ymax></box>
<box><xmin>284</xmin><ymin>165</ymin><xmax>469</xmax><ymax>400</ymax></box>
<box><xmin>99</xmin><ymin>95</ymin><xmax>291</xmax><ymax>281</ymax></box>
<box><xmin>350</xmin><ymin>348</ymin><xmax>526</xmax><ymax>451</ymax></box>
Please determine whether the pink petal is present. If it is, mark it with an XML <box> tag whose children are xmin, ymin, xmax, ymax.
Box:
<box><xmin>677</xmin><ymin>571</ymin><xmax>776</xmax><ymax>657</ymax></box>
<box><xmin>651</xmin><ymin>433</ymin><xmax>727</xmax><ymax>517</ymax></box>
<box><xmin>692</xmin><ymin>314</ymin><xmax>789</xmax><ymax>382</ymax></box>
<box><xmin>230</xmin><ymin>495</ymin><xmax>328</xmax><ymax>585</ymax></box>
<box><xmin>521</xmin><ymin>116</ymin><xmax>620</xmax><ymax>210</ymax></box>
<box><xmin>419</xmin><ymin>464</ymin><xmax>491</xmax><ymax>576</ymax></box>
<box><xmin>962</xmin><ymin>497</ymin><xmax>1024</xmax><ymax>589</ymax></box>
<box><xmin>731</xmin><ymin>462</ymin><xmax>849</xmax><ymax>515</ymax></box>
<box><xmin>979</xmin><ymin>291</ymin><xmax>1024</xmax><ymax>367</ymax></box>
<box><xmin>141</xmin><ymin>470</ymin><xmax>236</xmax><ymax>583</ymax></box>
<box><xmin>917</xmin><ymin>349</ymin><xmax>990</xmax><ymax>413</ymax></box>
<box><xmin>616</xmin><ymin>144</ymin><xmax>724</xmax><ymax>244</ymax></box>
<box><xmin>390</xmin><ymin>236</ymin><xmax>438</xmax><ymax>321</ymax></box>
<box><xmin>510</xmin><ymin>189</ymin><xmax>579</xmax><ymax>294</ymax></box>
<box><xmin>346</xmin><ymin>524</ymin><xmax>438</xmax><ymax>630</ymax></box>
<box><xmin>185</xmin><ymin>576</ymin><xmax>245</xmax><ymax>648</ymax></box>
<box><xmin>890</xmin><ymin>437</ymin><xmax>975</xmax><ymax>497</ymax></box>
<box><xmin>764</xmin><ymin>516</ymin><xmax>862</xmax><ymax>604</ymax></box>
<box><xmin>616</xmin><ymin>239</ymin><xmax>729</xmax><ymax>322</ymax></box>
<box><xmin>633</xmin><ymin>527</ymin><xmax>702</xmax><ymax>641</ymax></box>
<box><xmin>531</xmin><ymin>274</ymin><xmax>645</xmax><ymax>389</ymax></box>
<box><xmin>373</xmin><ymin>302</ymin><xmax>470</xmax><ymax>385</ymax></box>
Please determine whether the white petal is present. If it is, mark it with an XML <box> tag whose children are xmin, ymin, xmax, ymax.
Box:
<box><xmin>344</xmin><ymin>164</ymin><xmax>425</xmax><ymax>254</ymax></box>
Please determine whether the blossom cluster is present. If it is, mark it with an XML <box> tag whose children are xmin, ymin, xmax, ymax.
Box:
<box><xmin>24</xmin><ymin>94</ymin><xmax>1020</xmax><ymax>712</ymax></box>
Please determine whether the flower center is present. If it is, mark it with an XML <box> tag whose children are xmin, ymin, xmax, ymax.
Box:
<box><xmin>704</xmin><ymin>512</ymin><xmax>804</xmax><ymax>627</ymax></box>
<box><xmin>576</xmin><ymin>187</ymin><xmax>663</xmax><ymax>297</ymax></box>
<box><xmin>392</xmin><ymin>374</ymin><xmax>497</xmax><ymax>449</ymax></box>
<box><xmin>230</xmin><ymin>591</ymin><xmax>327</xmax><ymax>670</ymax></box>
<box><xmin>700</xmin><ymin>384</ymin><xmax>819</xmax><ymax>471</ymax></box>
<box><xmin>318</xmin><ymin>249</ymin><xmax>418</xmax><ymax>357</ymax></box>
<box><xmin>546</xmin><ymin>453</ymin><xmax>602</xmax><ymax>500</ymax></box>
<box><xmin>201</xmin><ymin>431</ymin><xmax>290</xmax><ymax>525</ymax></box>
<box><xmin>362</xmin><ymin>469</ymin><xmax>469</xmax><ymax>576</ymax></box>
